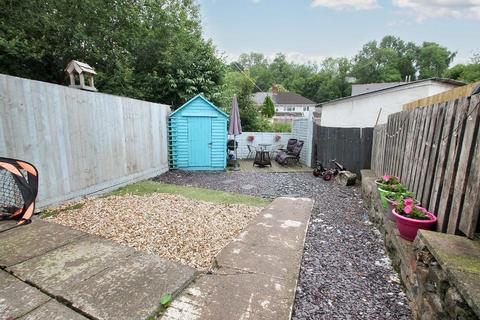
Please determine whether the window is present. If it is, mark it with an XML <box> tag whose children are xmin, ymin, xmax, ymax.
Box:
<box><xmin>303</xmin><ymin>106</ymin><xmax>309</xmax><ymax>111</ymax></box>
<box><xmin>285</xmin><ymin>106</ymin><xmax>294</xmax><ymax>112</ymax></box>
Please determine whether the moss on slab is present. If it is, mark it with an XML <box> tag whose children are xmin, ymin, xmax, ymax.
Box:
<box><xmin>105</xmin><ymin>181</ymin><xmax>270</xmax><ymax>208</ymax></box>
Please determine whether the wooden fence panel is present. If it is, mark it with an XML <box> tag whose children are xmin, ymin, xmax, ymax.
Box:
<box><xmin>436</xmin><ymin>98</ymin><xmax>468</xmax><ymax>232</ymax></box>
<box><xmin>453</xmin><ymin>94</ymin><xmax>480</xmax><ymax>234</ymax></box>
<box><xmin>459</xmin><ymin>95</ymin><xmax>480</xmax><ymax>236</ymax></box>
<box><xmin>314</xmin><ymin>126</ymin><xmax>373</xmax><ymax>175</ymax></box>
<box><xmin>370</xmin><ymin>94</ymin><xmax>480</xmax><ymax>239</ymax></box>
<box><xmin>0</xmin><ymin>74</ymin><xmax>170</xmax><ymax>208</ymax></box>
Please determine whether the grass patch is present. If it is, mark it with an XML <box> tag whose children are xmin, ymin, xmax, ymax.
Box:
<box><xmin>39</xmin><ymin>203</ymin><xmax>84</xmax><ymax>219</ymax></box>
<box><xmin>106</xmin><ymin>180</ymin><xmax>270</xmax><ymax>207</ymax></box>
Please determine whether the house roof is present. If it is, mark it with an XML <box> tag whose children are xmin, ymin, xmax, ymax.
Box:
<box><xmin>169</xmin><ymin>94</ymin><xmax>228</xmax><ymax>117</ymax></box>
<box><xmin>273</xmin><ymin>92</ymin><xmax>316</xmax><ymax>104</ymax></box>
<box><xmin>351</xmin><ymin>82</ymin><xmax>405</xmax><ymax>96</ymax></box>
<box><xmin>252</xmin><ymin>91</ymin><xmax>316</xmax><ymax>105</ymax></box>
<box><xmin>320</xmin><ymin>78</ymin><xmax>465</xmax><ymax>106</ymax></box>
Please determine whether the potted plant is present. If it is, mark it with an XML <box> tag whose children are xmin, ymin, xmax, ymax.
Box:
<box><xmin>392</xmin><ymin>199</ymin><xmax>437</xmax><ymax>241</ymax></box>
<box><xmin>247</xmin><ymin>135</ymin><xmax>255</xmax><ymax>143</ymax></box>
<box><xmin>376</xmin><ymin>175</ymin><xmax>408</xmax><ymax>208</ymax></box>
<box><xmin>375</xmin><ymin>175</ymin><xmax>401</xmax><ymax>190</ymax></box>
<box><xmin>384</xmin><ymin>191</ymin><xmax>417</xmax><ymax>222</ymax></box>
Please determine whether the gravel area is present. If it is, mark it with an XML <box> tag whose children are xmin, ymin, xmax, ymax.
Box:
<box><xmin>156</xmin><ymin>171</ymin><xmax>412</xmax><ymax>319</ymax></box>
<box><xmin>46</xmin><ymin>193</ymin><xmax>261</xmax><ymax>269</ymax></box>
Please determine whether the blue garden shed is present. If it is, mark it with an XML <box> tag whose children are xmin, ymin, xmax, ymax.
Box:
<box><xmin>169</xmin><ymin>94</ymin><xmax>228</xmax><ymax>170</ymax></box>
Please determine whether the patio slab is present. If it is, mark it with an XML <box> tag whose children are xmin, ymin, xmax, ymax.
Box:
<box><xmin>68</xmin><ymin>252</ymin><xmax>196</xmax><ymax>320</ymax></box>
<box><xmin>18</xmin><ymin>300</ymin><xmax>89</xmax><ymax>320</ymax></box>
<box><xmin>0</xmin><ymin>219</ymin><xmax>85</xmax><ymax>267</ymax></box>
<box><xmin>163</xmin><ymin>197</ymin><xmax>314</xmax><ymax>320</ymax></box>
<box><xmin>0</xmin><ymin>270</ymin><xmax>50</xmax><ymax>320</ymax></box>
<box><xmin>1</xmin><ymin>219</ymin><xmax>196</xmax><ymax>320</ymax></box>
<box><xmin>8</xmin><ymin>236</ymin><xmax>135</xmax><ymax>297</ymax></box>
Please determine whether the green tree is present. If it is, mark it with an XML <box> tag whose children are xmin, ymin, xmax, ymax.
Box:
<box><xmin>0</xmin><ymin>0</ymin><xmax>225</xmax><ymax>108</ymax></box>
<box><xmin>262</xmin><ymin>96</ymin><xmax>275</xmax><ymax>118</ymax></box>
<box><xmin>351</xmin><ymin>36</ymin><xmax>417</xmax><ymax>83</ymax></box>
<box><xmin>443</xmin><ymin>52</ymin><xmax>480</xmax><ymax>83</ymax></box>
<box><xmin>417</xmin><ymin>42</ymin><xmax>456</xmax><ymax>79</ymax></box>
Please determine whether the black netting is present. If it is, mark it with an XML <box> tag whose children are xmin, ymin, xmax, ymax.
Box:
<box><xmin>0</xmin><ymin>168</ymin><xmax>24</xmax><ymax>214</ymax></box>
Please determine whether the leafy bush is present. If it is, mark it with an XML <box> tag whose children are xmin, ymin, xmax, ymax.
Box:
<box><xmin>270</xmin><ymin>122</ymin><xmax>292</xmax><ymax>133</ymax></box>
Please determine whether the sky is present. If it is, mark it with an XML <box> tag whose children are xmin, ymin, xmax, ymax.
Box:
<box><xmin>197</xmin><ymin>0</ymin><xmax>480</xmax><ymax>65</ymax></box>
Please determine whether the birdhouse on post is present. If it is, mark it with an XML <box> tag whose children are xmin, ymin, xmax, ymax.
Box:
<box><xmin>65</xmin><ymin>60</ymin><xmax>97</xmax><ymax>91</ymax></box>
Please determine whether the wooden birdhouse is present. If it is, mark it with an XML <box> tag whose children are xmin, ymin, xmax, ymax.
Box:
<box><xmin>65</xmin><ymin>60</ymin><xmax>97</xmax><ymax>91</ymax></box>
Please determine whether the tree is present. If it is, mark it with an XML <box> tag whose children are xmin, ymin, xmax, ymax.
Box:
<box><xmin>262</xmin><ymin>96</ymin><xmax>275</xmax><ymax>118</ymax></box>
<box><xmin>351</xmin><ymin>36</ymin><xmax>417</xmax><ymax>83</ymax></box>
<box><xmin>443</xmin><ymin>52</ymin><xmax>480</xmax><ymax>83</ymax></box>
<box><xmin>417</xmin><ymin>42</ymin><xmax>456</xmax><ymax>79</ymax></box>
<box><xmin>0</xmin><ymin>0</ymin><xmax>225</xmax><ymax>108</ymax></box>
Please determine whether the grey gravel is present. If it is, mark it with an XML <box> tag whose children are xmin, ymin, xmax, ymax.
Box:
<box><xmin>155</xmin><ymin>171</ymin><xmax>412</xmax><ymax>320</ymax></box>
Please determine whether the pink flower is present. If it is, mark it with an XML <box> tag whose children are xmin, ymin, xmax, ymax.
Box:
<box><xmin>404</xmin><ymin>205</ymin><xmax>412</xmax><ymax>214</ymax></box>
<box><xmin>396</xmin><ymin>176</ymin><xmax>400</xmax><ymax>181</ymax></box>
<box><xmin>383</xmin><ymin>175</ymin><xmax>391</xmax><ymax>182</ymax></box>
<box><xmin>404</xmin><ymin>198</ymin><xmax>413</xmax><ymax>206</ymax></box>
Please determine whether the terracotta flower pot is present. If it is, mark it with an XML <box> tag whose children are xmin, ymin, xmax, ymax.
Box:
<box><xmin>392</xmin><ymin>208</ymin><xmax>437</xmax><ymax>241</ymax></box>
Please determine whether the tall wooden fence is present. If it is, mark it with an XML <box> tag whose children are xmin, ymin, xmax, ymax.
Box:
<box><xmin>371</xmin><ymin>93</ymin><xmax>480</xmax><ymax>238</ymax></box>
<box><xmin>313</xmin><ymin>125</ymin><xmax>373</xmax><ymax>175</ymax></box>
<box><xmin>0</xmin><ymin>74</ymin><xmax>170</xmax><ymax>207</ymax></box>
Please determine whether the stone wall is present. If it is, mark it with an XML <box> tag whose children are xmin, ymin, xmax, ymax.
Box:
<box><xmin>414</xmin><ymin>237</ymin><xmax>477</xmax><ymax>319</ymax></box>
<box><xmin>361</xmin><ymin>169</ymin><xmax>479</xmax><ymax>320</ymax></box>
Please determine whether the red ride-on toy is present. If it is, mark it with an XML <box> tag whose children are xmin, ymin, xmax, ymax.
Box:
<box><xmin>313</xmin><ymin>159</ymin><xmax>346</xmax><ymax>181</ymax></box>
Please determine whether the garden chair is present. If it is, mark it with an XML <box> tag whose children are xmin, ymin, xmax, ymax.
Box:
<box><xmin>279</xmin><ymin>138</ymin><xmax>298</xmax><ymax>153</ymax></box>
<box><xmin>275</xmin><ymin>140</ymin><xmax>304</xmax><ymax>165</ymax></box>
<box><xmin>246</xmin><ymin>145</ymin><xmax>257</xmax><ymax>159</ymax></box>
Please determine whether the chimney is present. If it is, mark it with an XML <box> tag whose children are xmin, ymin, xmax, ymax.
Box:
<box><xmin>272</xmin><ymin>84</ymin><xmax>279</xmax><ymax>94</ymax></box>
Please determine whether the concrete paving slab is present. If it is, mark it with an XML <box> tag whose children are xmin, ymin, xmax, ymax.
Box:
<box><xmin>0</xmin><ymin>270</ymin><xmax>50</xmax><ymax>320</ymax></box>
<box><xmin>216</xmin><ymin>197</ymin><xmax>313</xmax><ymax>279</ymax></box>
<box><xmin>18</xmin><ymin>300</ymin><xmax>89</xmax><ymax>320</ymax></box>
<box><xmin>0</xmin><ymin>220</ymin><xmax>17</xmax><ymax>232</ymax></box>
<box><xmin>164</xmin><ymin>197</ymin><xmax>314</xmax><ymax>320</ymax></box>
<box><xmin>9</xmin><ymin>236</ymin><xmax>135</xmax><ymax>297</ymax></box>
<box><xmin>163</xmin><ymin>269</ymin><xmax>295</xmax><ymax>320</ymax></box>
<box><xmin>0</xmin><ymin>220</ymin><xmax>85</xmax><ymax>267</ymax></box>
<box><xmin>67</xmin><ymin>252</ymin><xmax>196</xmax><ymax>320</ymax></box>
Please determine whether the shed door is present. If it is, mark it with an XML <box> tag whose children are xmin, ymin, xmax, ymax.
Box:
<box><xmin>187</xmin><ymin>117</ymin><xmax>212</xmax><ymax>167</ymax></box>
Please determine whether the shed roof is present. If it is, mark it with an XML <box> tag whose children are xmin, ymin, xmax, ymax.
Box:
<box><xmin>170</xmin><ymin>94</ymin><xmax>228</xmax><ymax>118</ymax></box>
<box><xmin>351</xmin><ymin>82</ymin><xmax>405</xmax><ymax>96</ymax></box>
<box><xmin>320</xmin><ymin>78</ymin><xmax>465</xmax><ymax>106</ymax></box>
<box><xmin>65</xmin><ymin>60</ymin><xmax>96</xmax><ymax>75</ymax></box>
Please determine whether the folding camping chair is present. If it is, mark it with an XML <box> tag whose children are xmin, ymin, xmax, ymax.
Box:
<box><xmin>0</xmin><ymin>157</ymin><xmax>38</xmax><ymax>226</ymax></box>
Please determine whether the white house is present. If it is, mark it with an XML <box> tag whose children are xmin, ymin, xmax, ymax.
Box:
<box><xmin>319</xmin><ymin>78</ymin><xmax>464</xmax><ymax>128</ymax></box>
<box><xmin>252</xmin><ymin>85</ymin><xmax>317</xmax><ymax>122</ymax></box>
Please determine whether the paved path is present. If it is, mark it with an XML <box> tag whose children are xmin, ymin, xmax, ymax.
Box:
<box><xmin>163</xmin><ymin>197</ymin><xmax>314</xmax><ymax>320</ymax></box>
<box><xmin>0</xmin><ymin>219</ymin><xmax>196</xmax><ymax>320</ymax></box>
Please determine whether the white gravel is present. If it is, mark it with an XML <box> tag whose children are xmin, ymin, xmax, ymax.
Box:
<box><xmin>46</xmin><ymin>193</ymin><xmax>261</xmax><ymax>269</ymax></box>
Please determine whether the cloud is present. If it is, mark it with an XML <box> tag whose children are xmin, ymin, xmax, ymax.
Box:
<box><xmin>392</xmin><ymin>0</ymin><xmax>480</xmax><ymax>21</ymax></box>
<box><xmin>310</xmin><ymin>0</ymin><xmax>378</xmax><ymax>10</ymax></box>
